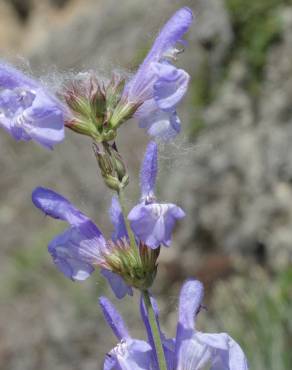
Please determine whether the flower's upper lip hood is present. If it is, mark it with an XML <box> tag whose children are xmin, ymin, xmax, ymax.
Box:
<box><xmin>126</xmin><ymin>7</ymin><xmax>193</xmax><ymax>100</ymax></box>
<box><xmin>142</xmin><ymin>7</ymin><xmax>193</xmax><ymax>65</ymax></box>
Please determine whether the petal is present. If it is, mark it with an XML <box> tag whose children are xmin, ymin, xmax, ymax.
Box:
<box><xmin>175</xmin><ymin>280</ymin><xmax>204</xmax><ymax>358</ymax></box>
<box><xmin>153</xmin><ymin>63</ymin><xmax>190</xmax><ymax>111</ymax></box>
<box><xmin>140</xmin><ymin>141</ymin><xmax>158</xmax><ymax>200</ymax></box>
<box><xmin>201</xmin><ymin>333</ymin><xmax>248</xmax><ymax>370</ymax></box>
<box><xmin>99</xmin><ymin>296</ymin><xmax>130</xmax><ymax>340</ymax></box>
<box><xmin>0</xmin><ymin>89</ymin><xmax>33</xmax><ymax>140</ymax></box>
<box><xmin>48</xmin><ymin>223</ymin><xmax>105</xmax><ymax>280</ymax></box>
<box><xmin>32</xmin><ymin>187</ymin><xmax>89</xmax><ymax>226</ymax></box>
<box><xmin>107</xmin><ymin>339</ymin><xmax>152</xmax><ymax>370</ymax></box>
<box><xmin>228</xmin><ymin>336</ymin><xmax>249</xmax><ymax>370</ymax></box>
<box><xmin>128</xmin><ymin>203</ymin><xmax>185</xmax><ymax>248</ymax></box>
<box><xmin>139</xmin><ymin>110</ymin><xmax>181</xmax><ymax>141</ymax></box>
<box><xmin>176</xmin><ymin>333</ymin><xmax>212</xmax><ymax>370</ymax></box>
<box><xmin>109</xmin><ymin>196</ymin><xmax>128</xmax><ymax>241</ymax></box>
<box><xmin>125</xmin><ymin>8</ymin><xmax>193</xmax><ymax>101</ymax></box>
<box><xmin>134</xmin><ymin>98</ymin><xmax>157</xmax><ymax>119</ymax></box>
<box><xmin>128</xmin><ymin>204</ymin><xmax>159</xmax><ymax>248</ymax></box>
<box><xmin>177</xmin><ymin>279</ymin><xmax>204</xmax><ymax>331</ymax></box>
<box><xmin>101</xmin><ymin>269</ymin><xmax>133</xmax><ymax>299</ymax></box>
<box><xmin>0</xmin><ymin>62</ymin><xmax>38</xmax><ymax>89</ymax></box>
<box><xmin>143</xmin><ymin>7</ymin><xmax>193</xmax><ymax>64</ymax></box>
<box><xmin>197</xmin><ymin>332</ymin><xmax>249</xmax><ymax>370</ymax></box>
<box><xmin>103</xmin><ymin>355</ymin><xmax>116</xmax><ymax>370</ymax></box>
<box><xmin>19</xmin><ymin>88</ymin><xmax>65</xmax><ymax>149</ymax></box>
<box><xmin>0</xmin><ymin>64</ymin><xmax>65</xmax><ymax>149</ymax></box>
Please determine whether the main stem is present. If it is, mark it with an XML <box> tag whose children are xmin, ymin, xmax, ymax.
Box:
<box><xmin>143</xmin><ymin>290</ymin><xmax>168</xmax><ymax>370</ymax></box>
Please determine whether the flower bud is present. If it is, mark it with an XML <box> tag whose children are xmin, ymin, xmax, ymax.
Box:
<box><xmin>93</xmin><ymin>142</ymin><xmax>129</xmax><ymax>192</ymax></box>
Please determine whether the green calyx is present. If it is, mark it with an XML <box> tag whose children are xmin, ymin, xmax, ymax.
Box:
<box><xmin>93</xmin><ymin>142</ymin><xmax>129</xmax><ymax>192</ymax></box>
<box><xmin>63</xmin><ymin>73</ymin><xmax>141</xmax><ymax>142</ymax></box>
<box><xmin>104</xmin><ymin>240</ymin><xmax>160</xmax><ymax>290</ymax></box>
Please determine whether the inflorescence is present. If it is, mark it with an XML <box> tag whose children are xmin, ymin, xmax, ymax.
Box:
<box><xmin>0</xmin><ymin>7</ymin><xmax>249</xmax><ymax>370</ymax></box>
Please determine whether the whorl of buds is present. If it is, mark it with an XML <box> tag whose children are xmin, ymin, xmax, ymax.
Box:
<box><xmin>102</xmin><ymin>238</ymin><xmax>160</xmax><ymax>290</ymax></box>
<box><xmin>93</xmin><ymin>142</ymin><xmax>129</xmax><ymax>192</ymax></box>
<box><xmin>62</xmin><ymin>72</ymin><xmax>141</xmax><ymax>142</ymax></box>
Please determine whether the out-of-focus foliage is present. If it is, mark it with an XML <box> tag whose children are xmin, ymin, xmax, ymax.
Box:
<box><xmin>225</xmin><ymin>0</ymin><xmax>289</xmax><ymax>92</ymax></box>
<box><xmin>205</xmin><ymin>267</ymin><xmax>292</xmax><ymax>370</ymax></box>
<box><xmin>190</xmin><ymin>0</ymin><xmax>291</xmax><ymax>136</ymax></box>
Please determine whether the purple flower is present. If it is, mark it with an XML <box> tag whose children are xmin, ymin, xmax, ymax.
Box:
<box><xmin>0</xmin><ymin>62</ymin><xmax>65</xmax><ymax>149</ymax></box>
<box><xmin>123</xmin><ymin>7</ymin><xmax>193</xmax><ymax>140</ymax></box>
<box><xmin>173</xmin><ymin>280</ymin><xmax>249</xmax><ymax>370</ymax></box>
<box><xmin>100</xmin><ymin>279</ymin><xmax>249</xmax><ymax>370</ymax></box>
<box><xmin>100</xmin><ymin>297</ymin><xmax>153</xmax><ymax>370</ymax></box>
<box><xmin>32</xmin><ymin>187</ymin><xmax>132</xmax><ymax>298</ymax></box>
<box><xmin>128</xmin><ymin>141</ymin><xmax>185</xmax><ymax>249</ymax></box>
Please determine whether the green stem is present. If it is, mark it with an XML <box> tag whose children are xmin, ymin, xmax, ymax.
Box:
<box><xmin>143</xmin><ymin>290</ymin><xmax>168</xmax><ymax>370</ymax></box>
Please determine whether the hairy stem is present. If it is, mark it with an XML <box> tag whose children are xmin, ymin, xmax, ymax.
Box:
<box><xmin>142</xmin><ymin>290</ymin><xmax>168</xmax><ymax>370</ymax></box>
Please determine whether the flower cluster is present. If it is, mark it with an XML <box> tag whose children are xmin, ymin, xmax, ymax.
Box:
<box><xmin>0</xmin><ymin>6</ymin><xmax>249</xmax><ymax>370</ymax></box>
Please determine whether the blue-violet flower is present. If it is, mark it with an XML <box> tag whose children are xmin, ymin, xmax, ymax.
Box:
<box><xmin>0</xmin><ymin>62</ymin><xmax>65</xmax><ymax>149</ymax></box>
<box><xmin>128</xmin><ymin>141</ymin><xmax>185</xmax><ymax>249</ymax></box>
<box><xmin>32</xmin><ymin>186</ymin><xmax>132</xmax><ymax>298</ymax></box>
<box><xmin>122</xmin><ymin>7</ymin><xmax>193</xmax><ymax>140</ymax></box>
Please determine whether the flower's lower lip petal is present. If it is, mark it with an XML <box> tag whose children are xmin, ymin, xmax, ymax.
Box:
<box><xmin>48</xmin><ymin>225</ymin><xmax>103</xmax><ymax>280</ymax></box>
<box><xmin>51</xmin><ymin>249</ymin><xmax>95</xmax><ymax>281</ymax></box>
<box><xmin>0</xmin><ymin>71</ymin><xmax>65</xmax><ymax>149</ymax></box>
<box><xmin>196</xmin><ymin>332</ymin><xmax>249</xmax><ymax>370</ymax></box>
<box><xmin>176</xmin><ymin>334</ymin><xmax>212</xmax><ymax>370</ymax></box>
<box><xmin>20</xmin><ymin>89</ymin><xmax>65</xmax><ymax>147</ymax></box>
<box><xmin>109</xmin><ymin>339</ymin><xmax>153</xmax><ymax>370</ymax></box>
<box><xmin>129</xmin><ymin>203</ymin><xmax>184</xmax><ymax>249</ymax></box>
<box><xmin>23</xmin><ymin>112</ymin><xmax>65</xmax><ymax>148</ymax></box>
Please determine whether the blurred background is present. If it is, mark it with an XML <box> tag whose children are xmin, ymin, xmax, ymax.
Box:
<box><xmin>0</xmin><ymin>0</ymin><xmax>291</xmax><ymax>369</ymax></box>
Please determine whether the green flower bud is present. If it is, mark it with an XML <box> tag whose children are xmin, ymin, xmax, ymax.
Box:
<box><xmin>93</xmin><ymin>142</ymin><xmax>129</xmax><ymax>192</ymax></box>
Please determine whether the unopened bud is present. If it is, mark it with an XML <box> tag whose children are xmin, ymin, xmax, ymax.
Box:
<box><xmin>93</xmin><ymin>143</ymin><xmax>129</xmax><ymax>192</ymax></box>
